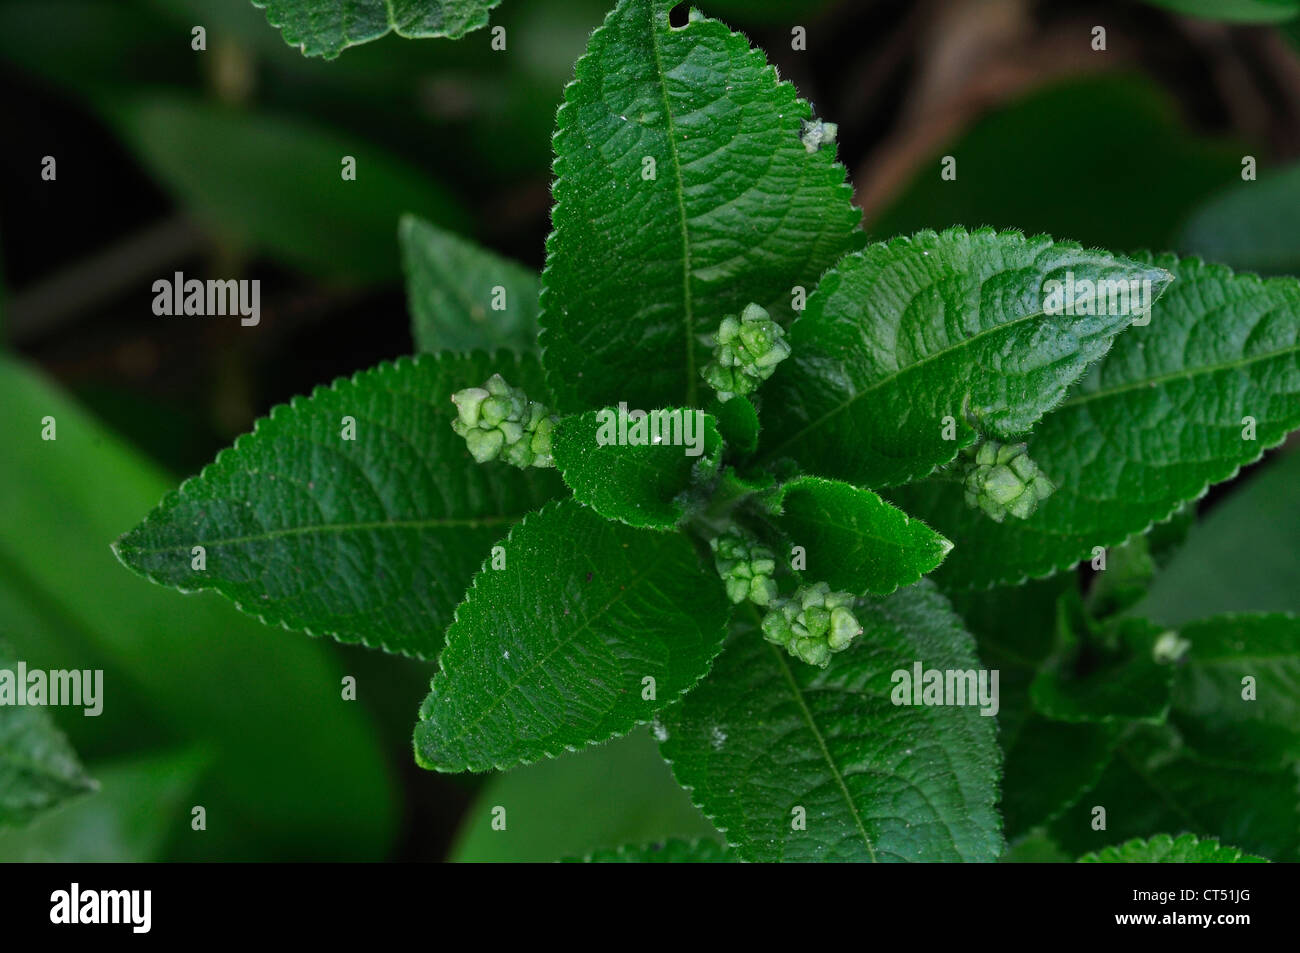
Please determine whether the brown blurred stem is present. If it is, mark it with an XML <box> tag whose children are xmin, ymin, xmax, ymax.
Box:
<box><xmin>8</xmin><ymin>216</ymin><xmax>208</xmax><ymax>343</ymax></box>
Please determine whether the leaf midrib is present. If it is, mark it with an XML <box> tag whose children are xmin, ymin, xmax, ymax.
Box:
<box><xmin>754</xmin><ymin>604</ymin><xmax>878</xmax><ymax>862</ymax></box>
<box><xmin>647</xmin><ymin>4</ymin><xmax>698</xmax><ymax>406</ymax></box>
<box><xmin>433</xmin><ymin>557</ymin><xmax>661</xmax><ymax>763</ymax></box>
<box><xmin>784</xmin><ymin>505</ymin><xmax>942</xmax><ymax>557</ymax></box>
<box><xmin>1057</xmin><ymin>345</ymin><xmax>1300</xmax><ymax>410</ymax></box>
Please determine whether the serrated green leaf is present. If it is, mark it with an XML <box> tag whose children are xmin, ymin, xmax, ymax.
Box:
<box><xmin>114</xmin><ymin>352</ymin><xmax>562</xmax><ymax>660</ymax></box>
<box><xmin>767</xmin><ymin>476</ymin><xmax>952</xmax><ymax>596</ymax></box>
<box><xmin>1049</xmin><ymin>724</ymin><xmax>1300</xmax><ymax>862</ymax></box>
<box><xmin>892</xmin><ymin>253</ymin><xmax>1300</xmax><ymax>588</ymax></box>
<box><xmin>1170</xmin><ymin>614</ymin><xmax>1300</xmax><ymax>769</ymax></box>
<box><xmin>252</xmin><ymin>0</ymin><xmax>501</xmax><ymax>58</ymax></box>
<box><xmin>1181</xmin><ymin>161</ymin><xmax>1300</xmax><ymax>275</ymax></box>
<box><xmin>0</xmin><ymin>643</ymin><xmax>96</xmax><ymax>827</ymax></box>
<box><xmin>659</xmin><ymin>583</ymin><xmax>1002</xmax><ymax>862</ymax></box>
<box><xmin>1079</xmin><ymin>832</ymin><xmax>1267</xmax><ymax>863</ymax></box>
<box><xmin>1031</xmin><ymin>603</ymin><xmax>1175</xmax><ymax>725</ymax></box>
<box><xmin>99</xmin><ymin>93</ymin><xmax>468</xmax><ymax>284</ymax></box>
<box><xmin>400</xmin><ymin>214</ymin><xmax>540</xmax><ymax>355</ymax></box>
<box><xmin>539</xmin><ymin>0</ymin><xmax>861</xmax><ymax>412</ymax></box>
<box><xmin>711</xmin><ymin>395</ymin><xmax>759</xmax><ymax>457</ymax></box>
<box><xmin>450</xmin><ymin>728</ymin><xmax>717</xmax><ymax>862</ymax></box>
<box><xmin>566</xmin><ymin>838</ymin><xmax>734</xmax><ymax>862</ymax></box>
<box><xmin>760</xmin><ymin>227</ymin><xmax>1170</xmax><ymax>488</ymax></box>
<box><xmin>948</xmin><ymin>578</ymin><xmax>1118</xmax><ymax>840</ymax></box>
<box><xmin>553</xmin><ymin>408</ymin><xmax>721</xmax><ymax>529</ymax></box>
<box><xmin>416</xmin><ymin>500</ymin><xmax>732</xmax><ymax>772</ymax></box>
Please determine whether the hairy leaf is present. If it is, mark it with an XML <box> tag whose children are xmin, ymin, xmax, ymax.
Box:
<box><xmin>761</xmin><ymin>227</ymin><xmax>1169</xmax><ymax>487</ymax></box>
<box><xmin>660</xmin><ymin>583</ymin><xmax>1002</xmax><ymax>862</ymax></box>
<box><xmin>711</xmin><ymin>395</ymin><xmax>760</xmax><ymax>457</ymax></box>
<box><xmin>401</xmin><ymin>214</ymin><xmax>540</xmax><ymax>355</ymax></box>
<box><xmin>416</xmin><ymin>500</ymin><xmax>732</xmax><ymax>772</ymax></box>
<box><xmin>1171</xmin><ymin>614</ymin><xmax>1300</xmax><ymax>769</ymax></box>
<box><xmin>553</xmin><ymin>408</ymin><xmax>721</xmax><ymax>529</ymax></box>
<box><xmin>566</xmin><ymin>838</ymin><xmax>734</xmax><ymax>862</ymax></box>
<box><xmin>1079</xmin><ymin>833</ymin><xmax>1267</xmax><ymax>863</ymax></box>
<box><xmin>540</xmin><ymin>0</ymin><xmax>861</xmax><ymax>411</ymax></box>
<box><xmin>252</xmin><ymin>0</ymin><xmax>501</xmax><ymax>58</ymax></box>
<box><xmin>767</xmin><ymin>476</ymin><xmax>952</xmax><ymax>595</ymax></box>
<box><xmin>893</xmin><ymin>254</ymin><xmax>1300</xmax><ymax>588</ymax></box>
<box><xmin>0</xmin><ymin>643</ymin><xmax>96</xmax><ymax>828</ymax></box>
<box><xmin>115</xmin><ymin>352</ymin><xmax>562</xmax><ymax>660</ymax></box>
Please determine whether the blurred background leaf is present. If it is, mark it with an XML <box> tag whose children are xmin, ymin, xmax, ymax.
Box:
<box><xmin>0</xmin><ymin>638</ymin><xmax>97</xmax><ymax>828</ymax></box>
<box><xmin>99</xmin><ymin>93</ymin><xmax>470</xmax><ymax>283</ymax></box>
<box><xmin>1141</xmin><ymin>0</ymin><xmax>1300</xmax><ymax>24</ymax></box>
<box><xmin>1135</xmin><ymin>447</ymin><xmax>1300</xmax><ymax>624</ymax></box>
<box><xmin>0</xmin><ymin>356</ymin><xmax>399</xmax><ymax>860</ymax></box>
<box><xmin>1180</xmin><ymin>161</ymin><xmax>1300</xmax><ymax>274</ymax></box>
<box><xmin>0</xmin><ymin>749</ymin><xmax>206</xmax><ymax>862</ymax></box>
<box><xmin>401</xmin><ymin>213</ymin><xmax>539</xmax><ymax>353</ymax></box>
<box><xmin>450</xmin><ymin>729</ymin><xmax>718</xmax><ymax>862</ymax></box>
<box><xmin>866</xmin><ymin>75</ymin><xmax>1245</xmax><ymax>253</ymax></box>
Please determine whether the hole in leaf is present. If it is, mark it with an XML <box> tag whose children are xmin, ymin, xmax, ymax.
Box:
<box><xmin>668</xmin><ymin>3</ymin><xmax>690</xmax><ymax>28</ymax></box>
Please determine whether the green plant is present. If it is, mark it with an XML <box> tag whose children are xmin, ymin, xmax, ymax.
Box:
<box><xmin>111</xmin><ymin>0</ymin><xmax>1300</xmax><ymax>862</ymax></box>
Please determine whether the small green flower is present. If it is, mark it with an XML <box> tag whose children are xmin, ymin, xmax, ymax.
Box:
<box><xmin>451</xmin><ymin>374</ymin><xmax>558</xmax><ymax>469</ymax></box>
<box><xmin>1152</xmin><ymin>629</ymin><xmax>1191</xmax><ymax>664</ymax></box>
<box><xmin>800</xmin><ymin>119</ymin><xmax>838</xmax><ymax>154</ymax></box>
<box><xmin>960</xmin><ymin>440</ymin><xmax>1055</xmax><ymax>522</ymax></box>
<box><xmin>710</xmin><ymin>532</ymin><xmax>778</xmax><ymax>606</ymax></box>
<box><xmin>701</xmin><ymin>303</ymin><xmax>791</xmax><ymax>401</ymax></box>
<box><xmin>760</xmin><ymin>582</ymin><xmax>863</xmax><ymax>668</ymax></box>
